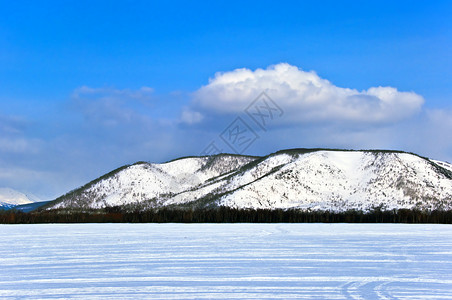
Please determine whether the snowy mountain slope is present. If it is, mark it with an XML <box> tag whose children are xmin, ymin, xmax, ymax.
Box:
<box><xmin>218</xmin><ymin>151</ymin><xmax>452</xmax><ymax>211</ymax></box>
<box><xmin>45</xmin><ymin>149</ymin><xmax>452</xmax><ymax>212</ymax></box>
<box><xmin>432</xmin><ymin>159</ymin><xmax>452</xmax><ymax>174</ymax></box>
<box><xmin>0</xmin><ymin>188</ymin><xmax>39</xmax><ymax>209</ymax></box>
<box><xmin>47</xmin><ymin>154</ymin><xmax>257</xmax><ymax>210</ymax></box>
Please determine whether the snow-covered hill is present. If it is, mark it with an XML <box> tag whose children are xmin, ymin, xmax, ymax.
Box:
<box><xmin>0</xmin><ymin>188</ymin><xmax>39</xmax><ymax>209</ymax></box>
<box><xmin>45</xmin><ymin>149</ymin><xmax>452</xmax><ymax>212</ymax></box>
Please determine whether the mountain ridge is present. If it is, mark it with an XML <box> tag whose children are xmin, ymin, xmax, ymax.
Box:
<box><xmin>42</xmin><ymin>148</ymin><xmax>452</xmax><ymax>212</ymax></box>
<box><xmin>0</xmin><ymin>188</ymin><xmax>40</xmax><ymax>209</ymax></box>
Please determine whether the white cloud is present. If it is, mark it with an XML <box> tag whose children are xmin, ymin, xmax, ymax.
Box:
<box><xmin>190</xmin><ymin>63</ymin><xmax>424</xmax><ymax>124</ymax></box>
<box><xmin>71</xmin><ymin>86</ymin><xmax>156</xmax><ymax>127</ymax></box>
<box><xmin>0</xmin><ymin>114</ymin><xmax>27</xmax><ymax>134</ymax></box>
<box><xmin>180</xmin><ymin>109</ymin><xmax>204</xmax><ymax>124</ymax></box>
<box><xmin>0</xmin><ymin>137</ymin><xmax>42</xmax><ymax>154</ymax></box>
<box><xmin>72</xmin><ymin>86</ymin><xmax>154</xmax><ymax>100</ymax></box>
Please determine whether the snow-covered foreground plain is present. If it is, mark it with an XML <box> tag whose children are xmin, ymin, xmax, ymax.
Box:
<box><xmin>1</xmin><ymin>224</ymin><xmax>452</xmax><ymax>299</ymax></box>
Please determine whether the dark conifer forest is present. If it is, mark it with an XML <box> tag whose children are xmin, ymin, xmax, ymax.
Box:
<box><xmin>1</xmin><ymin>207</ymin><xmax>451</xmax><ymax>224</ymax></box>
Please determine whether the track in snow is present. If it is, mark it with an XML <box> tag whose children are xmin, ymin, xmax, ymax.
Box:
<box><xmin>0</xmin><ymin>224</ymin><xmax>451</xmax><ymax>299</ymax></box>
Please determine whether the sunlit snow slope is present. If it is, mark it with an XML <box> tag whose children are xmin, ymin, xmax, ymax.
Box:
<box><xmin>0</xmin><ymin>188</ymin><xmax>39</xmax><ymax>209</ymax></box>
<box><xmin>46</xmin><ymin>149</ymin><xmax>452</xmax><ymax>212</ymax></box>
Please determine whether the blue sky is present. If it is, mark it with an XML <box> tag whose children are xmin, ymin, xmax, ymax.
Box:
<box><xmin>0</xmin><ymin>0</ymin><xmax>451</xmax><ymax>199</ymax></box>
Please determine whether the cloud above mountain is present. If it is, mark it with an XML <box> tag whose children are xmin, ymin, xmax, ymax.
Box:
<box><xmin>189</xmin><ymin>63</ymin><xmax>424</xmax><ymax>125</ymax></box>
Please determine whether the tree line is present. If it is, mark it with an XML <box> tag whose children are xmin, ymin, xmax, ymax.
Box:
<box><xmin>1</xmin><ymin>207</ymin><xmax>452</xmax><ymax>224</ymax></box>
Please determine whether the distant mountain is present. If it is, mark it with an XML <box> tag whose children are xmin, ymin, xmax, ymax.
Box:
<box><xmin>44</xmin><ymin>149</ymin><xmax>452</xmax><ymax>212</ymax></box>
<box><xmin>0</xmin><ymin>188</ymin><xmax>40</xmax><ymax>209</ymax></box>
<box><xmin>11</xmin><ymin>201</ymin><xmax>51</xmax><ymax>213</ymax></box>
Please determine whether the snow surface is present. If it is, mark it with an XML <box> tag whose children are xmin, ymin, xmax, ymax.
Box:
<box><xmin>0</xmin><ymin>223</ymin><xmax>451</xmax><ymax>299</ymax></box>
<box><xmin>51</xmin><ymin>155</ymin><xmax>256</xmax><ymax>209</ymax></box>
<box><xmin>49</xmin><ymin>150</ymin><xmax>452</xmax><ymax>212</ymax></box>
<box><xmin>0</xmin><ymin>187</ymin><xmax>38</xmax><ymax>206</ymax></box>
<box><xmin>432</xmin><ymin>159</ymin><xmax>452</xmax><ymax>173</ymax></box>
<box><xmin>220</xmin><ymin>151</ymin><xmax>452</xmax><ymax>211</ymax></box>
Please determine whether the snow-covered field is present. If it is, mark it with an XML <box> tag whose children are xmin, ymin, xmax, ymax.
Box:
<box><xmin>1</xmin><ymin>224</ymin><xmax>451</xmax><ymax>299</ymax></box>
